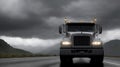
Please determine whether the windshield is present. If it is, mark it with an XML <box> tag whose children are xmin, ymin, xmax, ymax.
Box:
<box><xmin>67</xmin><ymin>23</ymin><xmax>95</xmax><ymax>32</ymax></box>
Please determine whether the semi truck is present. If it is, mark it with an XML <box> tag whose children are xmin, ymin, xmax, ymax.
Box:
<box><xmin>59</xmin><ymin>17</ymin><xmax>104</xmax><ymax>64</ymax></box>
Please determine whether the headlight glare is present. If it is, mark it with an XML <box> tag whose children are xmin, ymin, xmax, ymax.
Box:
<box><xmin>92</xmin><ymin>41</ymin><xmax>102</xmax><ymax>46</ymax></box>
<box><xmin>62</xmin><ymin>41</ymin><xmax>71</xmax><ymax>46</ymax></box>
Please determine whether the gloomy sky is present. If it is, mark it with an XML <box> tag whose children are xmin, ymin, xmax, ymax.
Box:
<box><xmin>0</xmin><ymin>0</ymin><xmax>120</xmax><ymax>53</ymax></box>
<box><xmin>0</xmin><ymin>0</ymin><xmax>120</xmax><ymax>38</ymax></box>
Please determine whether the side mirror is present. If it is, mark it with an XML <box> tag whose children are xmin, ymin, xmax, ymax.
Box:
<box><xmin>96</xmin><ymin>24</ymin><xmax>102</xmax><ymax>34</ymax></box>
<box><xmin>59</xmin><ymin>25</ymin><xmax>62</xmax><ymax>34</ymax></box>
<box><xmin>99</xmin><ymin>25</ymin><xmax>102</xmax><ymax>34</ymax></box>
<box><xmin>59</xmin><ymin>24</ymin><xmax>66</xmax><ymax>34</ymax></box>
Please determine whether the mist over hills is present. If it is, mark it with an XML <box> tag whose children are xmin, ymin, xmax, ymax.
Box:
<box><xmin>0</xmin><ymin>39</ymin><xmax>32</xmax><ymax>57</ymax></box>
<box><xmin>40</xmin><ymin>44</ymin><xmax>60</xmax><ymax>55</ymax></box>
<box><xmin>1</xmin><ymin>38</ymin><xmax>120</xmax><ymax>57</ymax></box>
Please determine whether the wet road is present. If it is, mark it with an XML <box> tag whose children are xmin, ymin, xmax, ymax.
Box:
<box><xmin>0</xmin><ymin>57</ymin><xmax>120</xmax><ymax>67</ymax></box>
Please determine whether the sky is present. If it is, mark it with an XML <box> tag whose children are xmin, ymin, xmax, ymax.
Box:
<box><xmin>0</xmin><ymin>0</ymin><xmax>120</xmax><ymax>53</ymax></box>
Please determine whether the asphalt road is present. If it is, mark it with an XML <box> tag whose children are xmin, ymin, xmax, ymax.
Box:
<box><xmin>0</xmin><ymin>57</ymin><xmax>120</xmax><ymax>67</ymax></box>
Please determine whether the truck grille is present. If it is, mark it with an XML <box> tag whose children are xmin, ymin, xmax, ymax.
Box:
<box><xmin>73</xmin><ymin>36</ymin><xmax>90</xmax><ymax>46</ymax></box>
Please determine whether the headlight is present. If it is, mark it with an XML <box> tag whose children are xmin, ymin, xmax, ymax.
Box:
<box><xmin>92</xmin><ymin>41</ymin><xmax>102</xmax><ymax>46</ymax></box>
<box><xmin>61</xmin><ymin>41</ymin><xmax>71</xmax><ymax>46</ymax></box>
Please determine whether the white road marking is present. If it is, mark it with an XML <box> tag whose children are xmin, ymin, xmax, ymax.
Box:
<box><xmin>83</xmin><ymin>58</ymin><xmax>120</xmax><ymax>67</ymax></box>
<box><xmin>104</xmin><ymin>61</ymin><xmax>120</xmax><ymax>66</ymax></box>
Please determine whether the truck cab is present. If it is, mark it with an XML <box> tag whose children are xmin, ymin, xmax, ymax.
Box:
<box><xmin>59</xmin><ymin>18</ymin><xmax>104</xmax><ymax>64</ymax></box>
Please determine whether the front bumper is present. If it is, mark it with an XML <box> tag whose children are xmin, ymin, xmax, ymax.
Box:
<box><xmin>60</xmin><ymin>47</ymin><xmax>104</xmax><ymax>57</ymax></box>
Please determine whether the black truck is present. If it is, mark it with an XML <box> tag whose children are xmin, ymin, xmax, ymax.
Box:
<box><xmin>59</xmin><ymin>18</ymin><xmax>104</xmax><ymax>64</ymax></box>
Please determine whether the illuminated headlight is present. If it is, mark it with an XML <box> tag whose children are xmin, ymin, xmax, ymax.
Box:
<box><xmin>92</xmin><ymin>41</ymin><xmax>102</xmax><ymax>46</ymax></box>
<box><xmin>61</xmin><ymin>41</ymin><xmax>71</xmax><ymax>46</ymax></box>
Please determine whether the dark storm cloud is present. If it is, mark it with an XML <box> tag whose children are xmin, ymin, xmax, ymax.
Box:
<box><xmin>95</xmin><ymin>0</ymin><xmax>120</xmax><ymax>30</ymax></box>
<box><xmin>39</xmin><ymin>0</ymin><xmax>120</xmax><ymax>31</ymax></box>
<box><xmin>99</xmin><ymin>7</ymin><xmax>120</xmax><ymax>30</ymax></box>
<box><xmin>62</xmin><ymin>0</ymin><xmax>120</xmax><ymax>30</ymax></box>
<box><xmin>40</xmin><ymin>0</ymin><xmax>78</xmax><ymax>17</ymax></box>
<box><xmin>0</xmin><ymin>0</ymin><xmax>76</xmax><ymax>38</ymax></box>
<box><xmin>0</xmin><ymin>0</ymin><xmax>75</xmax><ymax>28</ymax></box>
<box><xmin>0</xmin><ymin>0</ymin><xmax>120</xmax><ymax>38</ymax></box>
<box><xmin>0</xmin><ymin>0</ymin><xmax>50</xmax><ymax>37</ymax></box>
<box><xmin>0</xmin><ymin>15</ymin><xmax>44</xmax><ymax>31</ymax></box>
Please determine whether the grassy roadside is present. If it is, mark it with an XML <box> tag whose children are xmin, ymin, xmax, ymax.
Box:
<box><xmin>105</xmin><ymin>56</ymin><xmax>120</xmax><ymax>58</ymax></box>
<box><xmin>0</xmin><ymin>54</ymin><xmax>58</xmax><ymax>58</ymax></box>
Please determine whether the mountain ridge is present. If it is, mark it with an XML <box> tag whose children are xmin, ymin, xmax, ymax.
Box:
<box><xmin>0</xmin><ymin>39</ymin><xmax>32</xmax><ymax>57</ymax></box>
<box><xmin>104</xmin><ymin>39</ymin><xmax>120</xmax><ymax>56</ymax></box>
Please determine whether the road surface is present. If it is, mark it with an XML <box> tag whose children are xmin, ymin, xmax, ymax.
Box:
<box><xmin>0</xmin><ymin>56</ymin><xmax>120</xmax><ymax>67</ymax></box>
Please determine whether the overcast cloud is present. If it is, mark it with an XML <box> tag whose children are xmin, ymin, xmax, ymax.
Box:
<box><xmin>0</xmin><ymin>36</ymin><xmax>61</xmax><ymax>53</ymax></box>
<box><xmin>0</xmin><ymin>0</ymin><xmax>120</xmax><ymax>37</ymax></box>
<box><xmin>0</xmin><ymin>0</ymin><xmax>120</xmax><ymax>53</ymax></box>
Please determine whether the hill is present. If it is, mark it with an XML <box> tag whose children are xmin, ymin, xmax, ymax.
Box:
<box><xmin>0</xmin><ymin>39</ymin><xmax>32</xmax><ymax>57</ymax></box>
<box><xmin>104</xmin><ymin>40</ymin><xmax>120</xmax><ymax>56</ymax></box>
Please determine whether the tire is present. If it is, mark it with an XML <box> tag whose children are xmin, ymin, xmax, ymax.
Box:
<box><xmin>60</xmin><ymin>56</ymin><xmax>73</xmax><ymax>65</ymax></box>
<box><xmin>90</xmin><ymin>56</ymin><xmax>104</xmax><ymax>64</ymax></box>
